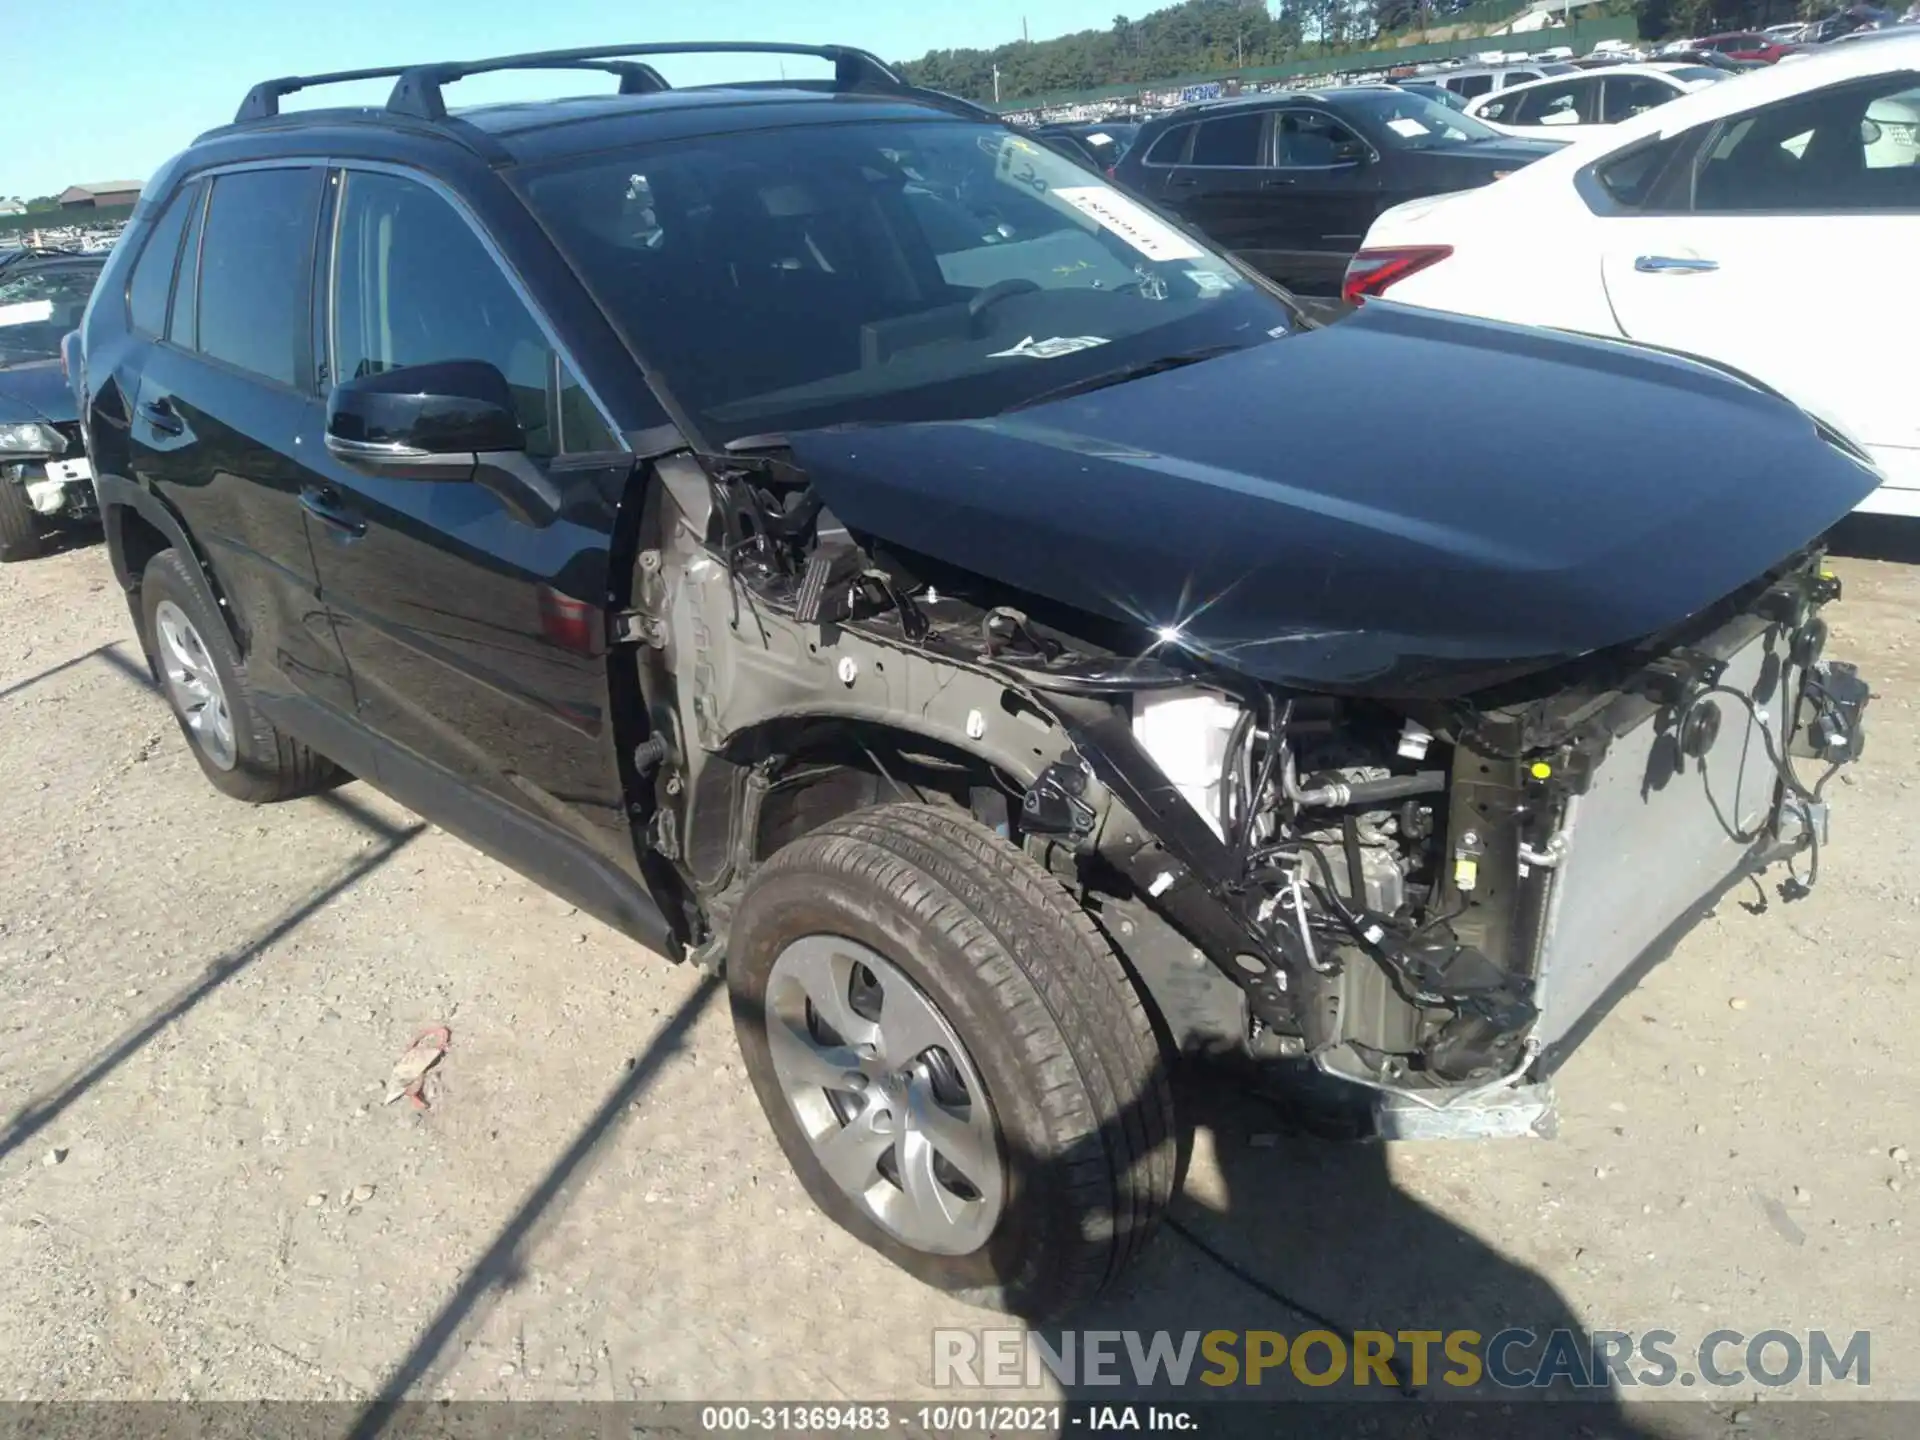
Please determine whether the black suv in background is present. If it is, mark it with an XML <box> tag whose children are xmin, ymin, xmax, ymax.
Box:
<box><xmin>1112</xmin><ymin>87</ymin><xmax>1561</xmax><ymax>296</ymax></box>
<box><xmin>74</xmin><ymin>41</ymin><xmax>1873</xmax><ymax>1319</ymax></box>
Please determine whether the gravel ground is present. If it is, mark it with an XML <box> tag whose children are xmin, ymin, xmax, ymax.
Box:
<box><xmin>0</xmin><ymin>526</ymin><xmax>1915</xmax><ymax>1420</ymax></box>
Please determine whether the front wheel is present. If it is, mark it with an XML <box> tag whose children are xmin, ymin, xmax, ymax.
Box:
<box><xmin>728</xmin><ymin>803</ymin><xmax>1176</xmax><ymax>1318</ymax></box>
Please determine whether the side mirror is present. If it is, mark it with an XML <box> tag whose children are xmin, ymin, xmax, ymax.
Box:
<box><xmin>325</xmin><ymin>359</ymin><xmax>524</xmax><ymax>467</ymax></box>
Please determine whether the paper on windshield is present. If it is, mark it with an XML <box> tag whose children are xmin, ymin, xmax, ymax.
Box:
<box><xmin>1052</xmin><ymin>186</ymin><xmax>1204</xmax><ymax>263</ymax></box>
<box><xmin>0</xmin><ymin>299</ymin><xmax>54</xmax><ymax>328</ymax></box>
<box><xmin>1387</xmin><ymin>118</ymin><xmax>1430</xmax><ymax>138</ymax></box>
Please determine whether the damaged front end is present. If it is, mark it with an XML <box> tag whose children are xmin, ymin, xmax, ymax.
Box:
<box><xmin>628</xmin><ymin>308</ymin><xmax>1879</xmax><ymax>1135</ymax></box>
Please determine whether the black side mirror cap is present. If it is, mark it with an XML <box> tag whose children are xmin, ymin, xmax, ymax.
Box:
<box><xmin>325</xmin><ymin>359</ymin><xmax>525</xmax><ymax>465</ymax></box>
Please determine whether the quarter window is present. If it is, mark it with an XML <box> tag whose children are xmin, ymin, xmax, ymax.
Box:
<box><xmin>197</xmin><ymin>168</ymin><xmax>321</xmax><ymax>387</ymax></box>
<box><xmin>126</xmin><ymin>183</ymin><xmax>196</xmax><ymax>337</ymax></box>
<box><xmin>329</xmin><ymin>170</ymin><xmax>613</xmax><ymax>458</ymax></box>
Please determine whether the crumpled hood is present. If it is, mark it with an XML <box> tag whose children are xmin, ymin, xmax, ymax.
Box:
<box><xmin>789</xmin><ymin>302</ymin><xmax>1881</xmax><ymax>697</ymax></box>
<box><xmin>0</xmin><ymin>358</ymin><xmax>75</xmax><ymax>426</ymax></box>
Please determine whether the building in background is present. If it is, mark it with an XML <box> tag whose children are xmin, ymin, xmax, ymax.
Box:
<box><xmin>56</xmin><ymin>181</ymin><xmax>143</xmax><ymax>211</ymax></box>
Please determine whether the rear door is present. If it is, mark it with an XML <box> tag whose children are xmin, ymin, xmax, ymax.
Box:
<box><xmin>1598</xmin><ymin>71</ymin><xmax>1920</xmax><ymax>508</ymax></box>
<box><xmin>299</xmin><ymin>165</ymin><xmax>654</xmax><ymax>902</ymax></box>
<box><xmin>1160</xmin><ymin>110</ymin><xmax>1277</xmax><ymax>268</ymax></box>
<box><xmin>123</xmin><ymin>165</ymin><xmax>357</xmax><ymax>714</ymax></box>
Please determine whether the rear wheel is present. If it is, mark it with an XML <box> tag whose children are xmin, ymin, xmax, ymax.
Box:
<box><xmin>140</xmin><ymin>548</ymin><xmax>342</xmax><ymax>802</ymax></box>
<box><xmin>0</xmin><ymin>478</ymin><xmax>43</xmax><ymax>563</ymax></box>
<box><xmin>728</xmin><ymin>803</ymin><xmax>1176</xmax><ymax>1318</ymax></box>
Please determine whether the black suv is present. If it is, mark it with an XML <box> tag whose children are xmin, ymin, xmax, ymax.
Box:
<box><xmin>1111</xmin><ymin>87</ymin><xmax>1560</xmax><ymax>296</ymax></box>
<box><xmin>0</xmin><ymin>246</ymin><xmax>107</xmax><ymax>559</ymax></box>
<box><xmin>76</xmin><ymin>41</ymin><xmax>1875</xmax><ymax>1318</ymax></box>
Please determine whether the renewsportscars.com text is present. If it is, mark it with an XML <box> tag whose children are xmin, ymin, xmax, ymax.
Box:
<box><xmin>933</xmin><ymin>1327</ymin><xmax>1872</xmax><ymax>1391</ymax></box>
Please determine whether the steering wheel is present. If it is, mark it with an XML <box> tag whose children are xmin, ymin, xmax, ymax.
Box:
<box><xmin>968</xmin><ymin>278</ymin><xmax>1041</xmax><ymax>323</ymax></box>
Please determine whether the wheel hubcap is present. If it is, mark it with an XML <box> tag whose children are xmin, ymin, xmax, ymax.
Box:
<box><xmin>765</xmin><ymin>935</ymin><xmax>1004</xmax><ymax>1255</ymax></box>
<box><xmin>154</xmin><ymin>600</ymin><xmax>236</xmax><ymax>771</ymax></box>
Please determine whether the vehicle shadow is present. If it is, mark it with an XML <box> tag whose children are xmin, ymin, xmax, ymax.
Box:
<box><xmin>1040</xmin><ymin>1065</ymin><xmax>1682</xmax><ymax>1439</ymax></box>
<box><xmin>338</xmin><ymin>975</ymin><xmax>1672</xmax><ymax>1440</ymax></box>
<box><xmin>345</xmin><ymin>972</ymin><xmax>722</xmax><ymax>1440</ymax></box>
<box><xmin>0</xmin><ymin>790</ymin><xmax>425</xmax><ymax>1166</ymax></box>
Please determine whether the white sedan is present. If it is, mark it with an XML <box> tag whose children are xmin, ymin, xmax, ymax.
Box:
<box><xmin>1348</xmin><ymin>33</ymin><xmax>1920</xmax><ymax>516</ymax></box>
<box><xmin>1465</xmin><ymin>63</ymin><xmax>1728</xmax><ymax>136</ymax></box>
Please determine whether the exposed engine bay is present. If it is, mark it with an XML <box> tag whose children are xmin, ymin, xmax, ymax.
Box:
<box><xmin>626</xmin><ymin>430</ymin><xmax>1872</xmax><ymax>1129</ymax></box>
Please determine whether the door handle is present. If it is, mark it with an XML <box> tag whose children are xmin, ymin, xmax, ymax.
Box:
<box><xmin>1170</xmin><ymin>176</ymin><xmax>1200</xmax><ymax>188</ymax></box>
<box><xmin>1260</xmin><ymin>176</ymin><xmax>1299</xmax><ymax>188</ymax></box>
<box><xmin>299</xmin><ymin>485</ymin><xmax>367</xmax><ymax>538</ymax></box>
<box><xmin>1634</xmin><ymin>254</ymin><xmax>1718</xmax><ymax>274</ymax></box>
<box><xmin>139</xmin><ymin>398</ymin><xmax>184</xmax><ymax>436</ymax></box>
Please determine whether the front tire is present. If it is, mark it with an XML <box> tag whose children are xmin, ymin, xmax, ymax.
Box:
<box><xmin>139</xmin><ymin>548</ymin><xmax>342</xmax><ymax>802</ymax></box>
<box><xmin>0</xmin><ymin>478</ymin><xmax>43</xmax><ymax>562</ymax></box>
<box><xmin>728</xmin><ymin>803</ymin><xmax>1176</xmax><ymax>1318</ymax></box>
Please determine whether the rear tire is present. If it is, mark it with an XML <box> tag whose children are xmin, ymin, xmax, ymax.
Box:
<box><xmin>140</xmin><ymin>548</ymin><xmax>343</xmax><ymax>802</ymax></box>
<box><xmin>728</xmin><ymin>802</ymin><xmax>1176</xmax><ymax>1319</ymax></box>
<box><xmin>0</xmin><ymin>478</ymin><xmax>43</xmax><ymax>563</ymax></box>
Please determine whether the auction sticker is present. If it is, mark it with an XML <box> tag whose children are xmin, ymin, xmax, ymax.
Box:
<box><xmin>1053</xmin><ymin>186</ymin><xmax>1203</xmax><ymax>263</ymax></box>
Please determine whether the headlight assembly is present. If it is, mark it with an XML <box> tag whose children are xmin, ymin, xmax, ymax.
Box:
<box><xmin>0</xmin><ymin>422</ymin><xmax>65</xmax><ymax>456</ymax></box>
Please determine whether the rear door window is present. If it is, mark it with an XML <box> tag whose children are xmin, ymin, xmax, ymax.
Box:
<box><xmin>1602</xmin><ymin>75</ymin><xmax>1679</xmax><ymax>124</ymax></box>
<box><xmin>195</xmin><ymin>167</ymin><xmax>322</xmax><ymax>388</ymax></box>
<box><xmin>1693</xmin><ymin>74</ymin><xmax>1920</xmax><ymax>212</ymax></box>
<box><xmin>1451</xmin><ymin>73</ymin><xmax>1495</xmax><ymax>99</ymax></box>
<box><xmin>1511</xmin><ymin>78</ymin><xmax>1597</xmax><ymax>128</ymax></box>
<box><xmin>1143</xmin><ymin>124</ymin><xmax>1192</xmax><ymax>165</ymax></box>
<box><xmin>1189</xmin><ymin>112</ymin><xmax>1266</xmax><ymax>166</ymax></box>
<box><xmin>126</xmin><ymin>183</ymin><xmax>197</xmax><ymax>336</ymax></box>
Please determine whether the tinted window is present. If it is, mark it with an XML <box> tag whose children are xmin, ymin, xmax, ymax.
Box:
<box><xmin>1276</xmin><ymin>111</ymin><xmax>1365</xmax><ymax>165</ymax></box>
<box><xmin>197</xmin><ymin>168</ymin><xmax>320</xmax><ymax>387</ymax></box>
<box><xmin>1453</xmin><ymin>74</ymin><xmax>1495</xmax><ymax>98</ymax></box>
<box><xmin>1602</xmin><ymin>75</ymin><xmax>1679</xmax><ymax>124</ymax></box>
<box><xmin>1511</xmin><ymin>78</ymin><xmax>1594</xmax><ymax>127</ymax></box>
<box><xmin>1503</xmin><ymin>69</ymin><xmax>1543</xmax><ymax>86</ymax></box>
<box><xmin>1190</xmin><ymin>112</ymin><xmax>1265</xmax><ymax>166</ymax></box>
<box><xmin>1593</xmin><ymin>133</ymin><xmax>1688</xmax><ymax>208</ymax></box>
<box><xmin>331</xmin><ymin>170</ymin><xmax>611</xmax><ymax>458</ymax></box>
<box><xmin>1144</xmin><ymin>124</ymin><xmax>1191</xmax><ymax>164</ymax></box>
<box><xmin>167</xmin><ymin>185</ymin><xmax>207</xmax><ymax>350</ymax></box>
<box><xmin>1695</xmin><ymin>75</ymin><xmax>1920</xmax><ymax>213</ymax></box>
<box><xmin>521</xmin><ymin>118</ymin><xmax>1281</xmax><ymax>444</ymax></box>
<box><xmin>126</xmin><ymin>184</ymin><xmax>194</xmax><ymax>336</ymax></box>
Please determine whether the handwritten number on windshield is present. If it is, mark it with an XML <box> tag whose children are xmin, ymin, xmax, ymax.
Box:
<box><xmin>1011</xmin><ymin>161</ymin><xmax>1048</xmax><ymax>195</ymax></box>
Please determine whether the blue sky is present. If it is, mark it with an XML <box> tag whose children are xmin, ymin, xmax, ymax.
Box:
<box><xmin>9</xmin><ymin>0</ymin><xmax>1124</xmax><ymax>198</ymax></box>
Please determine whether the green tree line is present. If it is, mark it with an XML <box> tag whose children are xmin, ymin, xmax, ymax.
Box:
<box><xmin>895</xmin><ymin>0</ymin><xmax>1803</xmax><ymax>104</ymax></box>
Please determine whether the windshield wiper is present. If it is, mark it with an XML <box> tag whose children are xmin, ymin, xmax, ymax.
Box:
<box><xmin>1003</xmin><ymin>344</ymin><xmax>1251</xmax><ymax>413</ymax></box>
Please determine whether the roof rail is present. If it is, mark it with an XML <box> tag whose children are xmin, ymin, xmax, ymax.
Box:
<box><xmin>236</xmin><ymin>64</ymin><xmax>419</xmax><ymax>122</ymax></box>
<box><xmin>381</xmin><ymin>41</ymin><xmax>903</xmax><ymax>120</ymax></box>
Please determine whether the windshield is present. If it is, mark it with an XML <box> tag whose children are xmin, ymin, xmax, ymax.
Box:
<box><xmin>1668</xmin><ymin>66</ymin><xmax>1731</xmax><ymax>83</ymax></box>
<box><xmin>1333</xmin><ymin>89</ymin><xmax>1507</xmax><ymax>146</ymax></box>
<box><xmin>0</xmin><ymin>263</ymin><xmax>99</xmax><ymax>362</ymax></box>
<box><xmin>519</xmin><ymin>119</ymin><xmax>1294</xmax><ymax>445</ymax></box>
